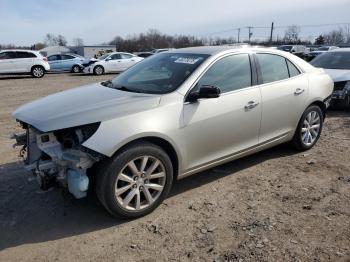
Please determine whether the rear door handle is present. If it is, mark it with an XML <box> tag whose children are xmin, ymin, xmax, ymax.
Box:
<box><xmin>294</xmin><ymin>88</ymin><xmax>305</xmax><ymax>95</ymax></box>
<box><xmin>245</xmin><ymin>101</ymin><xmax>259</xmax><ymax>110</ymax></box>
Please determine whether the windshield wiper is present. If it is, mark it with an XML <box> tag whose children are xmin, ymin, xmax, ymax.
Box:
<box><xmin>101</xmin><ymin>80</ymin><xmax>113</xmax><ymax>87</ymax></box>
<box><xmin>114</xmin><ymin>85</ymin><xmax>142</xmax><ymax>93</ymax></box>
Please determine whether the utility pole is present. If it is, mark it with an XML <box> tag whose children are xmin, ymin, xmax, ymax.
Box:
<box><xmin>237</xmin><ymin>28</ymin><xmax>240</xmax><ymax>43</ymax></box>
<box><xmin>269</xmin><ymin>22</ymin><xmax>274</xmax><ymax>45</ymax></box>
<box><xmin>248</xmin><ymin>26</ymin><xmax>253</xmax><ymax>43</ymax></box>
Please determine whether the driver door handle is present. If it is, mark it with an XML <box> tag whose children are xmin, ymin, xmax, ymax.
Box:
<box><xmin>245</xmin><ymin>101</ymin><xmax>259</xmax><ymax>110</ymax></box>
<box><xmin>294</xmin><ymin>88</ymin><xmax>305</xmax><ymax>95</ymax></box>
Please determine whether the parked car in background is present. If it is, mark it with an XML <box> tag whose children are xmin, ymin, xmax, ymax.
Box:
<box><xmin>307</xmin><ymin>46</ymin><xmax>339</xmax><ymax>61</ymax></box>
<box><xmin>12</xmin><ymin>46</ymin><xmax>333</xmax><ymax>218</ymax></box>
<box><xmin>311</xmin><ymin>48</ymin><xmax>350</xmax><ymax>109</ymax></box>
<box><xmin>136</xmin><ymin>52</ymin><xmax>153</xmax><ymax>58</ymax></box>
<box><xmin>277</xmin><ymin>45</ymin><xmax>308</xmax><ymax>59</ymax></box>
<box><xmin>0</xmin><ymin>49</ymin><xmax>50</xmax><ymax>78</ymax></box>
<box><xmin>83</xmin><ymin>52</ymin><xmax>143</xmax><ymax>75</ymax></box>
<box><xmin>151</xmin><ymin>48</ymin><xmax>175</xmax><ymax>53</ymax></box>
<box><xmin>47</xmin><ymin>53</ymin><xmax>89</xmax><ymax>73</ymax></box>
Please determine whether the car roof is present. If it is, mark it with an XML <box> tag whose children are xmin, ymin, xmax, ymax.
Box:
<box><xmin>329</xmin><ymin>48</ymin><xmax>350</xmax><ymax>52</ymax></box>
<box><xmin>0</xmin><ymin>49</ymin><xmax>38</xmax><ymax>53</ymax></box>
<box><xmin>168</xmin><ymin>45</ymin><xmax>289</xmax><ymax>56</ymax></box>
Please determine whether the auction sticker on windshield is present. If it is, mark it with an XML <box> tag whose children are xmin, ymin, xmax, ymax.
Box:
<box><xmin>174</xmin><ymin>57</ymin><xmax>203</xmax><ymax>64</ymax></box>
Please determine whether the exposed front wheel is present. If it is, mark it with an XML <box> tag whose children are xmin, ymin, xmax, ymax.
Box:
<box><xmin>96</xmin><ymin>142</ymin><xmax>173</xmax><ymax>218</ymax></box>
<box><xmin>72</xmin><ymin>65</ymin><xmax>81</xmax><ymax>73</ymax></box>
<box><xmin>292</xmin><ymin>105</ymin><xmax>323</xmax><ymax>151</ymax></box>
<box><xmin>31</xmin><ymin>66</ymin><xmax>45</xmax><ymax>78</ymax></box>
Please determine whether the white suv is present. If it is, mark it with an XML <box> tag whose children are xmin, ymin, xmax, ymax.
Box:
<box><xmin>0</xmin><ymin>50</ymin><xmax>50</xmax><ymax>78</ymax></box>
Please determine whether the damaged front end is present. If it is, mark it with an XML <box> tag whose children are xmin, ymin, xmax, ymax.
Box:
<box><xmin>13</xmin><ymin>122</ymin><xmax>103</xmax><ymax>199</ymax></box>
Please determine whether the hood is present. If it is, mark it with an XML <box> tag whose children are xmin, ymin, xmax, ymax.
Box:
<box><xmin>13</xmin><ymin>83</ymin><xmax>161</xmax><ymax>132</ymax></box>
<box><xmin>324</xmin><ymin>69</ymin><xmax>350</xmax><ymax>82</ymax></box>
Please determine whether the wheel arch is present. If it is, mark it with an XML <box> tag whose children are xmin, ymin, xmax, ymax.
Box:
<box><xmin>307</xmin><ymin>99</ymin><xmax>326</xmax><ymax>120</ymax></box>
<box><xmin>112</xmin><ymin>136</ymin><xmax>180</xmax><ymax>179</ymax></box>
<box><xmin>31</xmin><ymin>64</ymin><xmax>45</xmax><ymax>71</ymax></box>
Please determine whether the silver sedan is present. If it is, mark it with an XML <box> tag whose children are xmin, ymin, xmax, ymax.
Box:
<box><xmin>13</xmin><ymin>46</ymin><xmax>333</xmax><ymax>218</ymax></box>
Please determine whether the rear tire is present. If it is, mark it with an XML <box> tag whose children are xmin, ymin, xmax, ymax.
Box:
<box><xmin>93</xmin><ymin>65</ymin><xmax>104</xmax><ymax>75</ymax></box>
<box><xmin>96</xmin><ymin>142</ymin><xmax>173</xmax><ymax>218</ymax></box>
<box><xmin>31</xmin><ymin>66</ymin><xmax>45</xmax><ymax>78</ymax></box>
<box><xmin>291</xmin><ymin>105</ymin><xmax>323</xmax><ymax>151</ymax></box>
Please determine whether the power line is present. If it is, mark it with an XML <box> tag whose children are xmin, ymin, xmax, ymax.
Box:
<box><xmin>203</xmin><ymin>22</ymin><xmax>350</xmax><ymax>36</ymax></box>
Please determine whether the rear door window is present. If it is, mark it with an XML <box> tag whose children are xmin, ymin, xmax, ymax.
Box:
<box><xmin>0</xmin><ymin>51</ymin><xmax>16</xmax><ymax>59</ymax></box>
<box><xmin>110</xmin><ymin>54</ymin><xmax>121</xmax><ymax>60</ymax></box>
<box><xmin>16</xmin><ymin>51</ymin><xmax>36</xmax><ymax>58</ymax></box>
<box><xmin>256</xmin><ymin>54</ymin><xmax>289</xmax><ymax>84</ymax></box>
<box><xmin>61</xmin><ymin>55</ymin><xmax>75</xmax><ymax>60</ymax></box>
<box><xmin>121</xmin><ymin>53</ymin><xmax>133</xmax><ymax>59</ymax></box>
<box><xmin>48</xmin><ymin>55</ymin><xmax>61</xmax><ymax>61</ymax></box>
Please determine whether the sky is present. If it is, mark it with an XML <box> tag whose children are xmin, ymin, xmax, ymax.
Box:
<box><xmin>0</xmin><ymin>0</ymin><xmax>349</xmax><ymax>46</ymax></box>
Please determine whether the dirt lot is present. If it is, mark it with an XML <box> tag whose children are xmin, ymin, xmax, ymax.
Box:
<box><xmin>0</xmin><ymin>73</ymin><xmax>349</xmax><ymax>262</ymax></box>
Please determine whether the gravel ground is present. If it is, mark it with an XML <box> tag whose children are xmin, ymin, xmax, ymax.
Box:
<box><xmin>0</xmin><ymin>73</ymin><xmax>349</xmax><ymax>262</ymax></box>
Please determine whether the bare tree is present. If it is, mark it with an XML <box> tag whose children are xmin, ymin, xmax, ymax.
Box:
<box><xmin>324</xmin><ymin>28</ymin><xmax>345</xmax><ymax>45</ymax></box>
<box><xmin>72</xmin><ymin>37</ymin><xmax>84</xmax><ymax>47</ymax></box>
<box><xmin>44</xmin><ymin>33</ymin><xmax>58</xmax><ymax>46</ymax></box>
<box><xmin>57</xmin><ymin>35</ymin><xmax>67</xmax><ymax>46</ymax></box>
<box><xmin>283</xmin><ymin>25</ymin><xmax>301</xmax><ymax>44</ymax></box>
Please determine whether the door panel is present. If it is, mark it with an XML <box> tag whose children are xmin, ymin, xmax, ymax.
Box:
<box><xmin>257</xmin><ymin>53</ymin><xmax>309</xmax><ymax>143</ymax></box>
<box><xmin>183</xmin><ymin>87</ymin><xmax>261</xmax><ymax>170</ymax></box>
<box><xmin>259</xmin><ymin>79</ymin><xmax>301</xmax><ymax>142</ymax></box>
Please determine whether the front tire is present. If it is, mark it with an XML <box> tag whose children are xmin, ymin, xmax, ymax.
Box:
<box><xmin>31</xmin><ymin>66</ymin><xmax>45</xmax><ymax>78</ymax></box>
<box><xmin>96</xmin><ymin>142</ymin><xmax>173</xmax><ymax>218</ymax></box>
<box><xmin>93</xmin><ymin>65</ymin><xmax>104</xmax><ymax>75</ymax></box>
<box><xmin>292</xmin><ymin>105</ymin><xmax>323</xmax><ymax>151</ymax></box>
<box><xmin>72</xmin><ymin>65</ymin><xmax>81</xmax><ymax>73</ymax></box>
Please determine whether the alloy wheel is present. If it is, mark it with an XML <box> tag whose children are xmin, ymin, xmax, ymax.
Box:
<box><xmin>33</xmin><ymin>67</ymin><xmax>44</xmax><ymax>77</ymax></box>
<box><xmin>114</xmin><ymin>156</ymin><xmax>166</xmax><ymax>211</ymax></box>
<box><xmin>301</xmin><ymin>110</ymin><xmax>321</xmax><ymax>146</ymax></box>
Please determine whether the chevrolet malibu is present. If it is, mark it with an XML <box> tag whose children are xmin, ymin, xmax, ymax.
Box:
<box><xmin>12</xmin><ymin>46</ymin><xmax>333</xmax><ymax>218</ymax></box>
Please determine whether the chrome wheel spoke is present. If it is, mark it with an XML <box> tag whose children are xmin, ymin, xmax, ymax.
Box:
<box><xmin>311</xmin><ymin>124</ymin><xmax>320</xmax><ymax>130</ymax></box>
<box><xmin>310</xmin><ymin>128</ymin><xmax>317</xmax><ymax>137</ymax></box>
<box><xmin>118</xmin><ymin>173</ymin><xmax>134</xmax><ymax>183</ymax></box>
<box><xmin>116</xmin><ymin>184</ymin><xmax>132</xmax><ymax>196</ymax></box>
<box><xmin>145</xmin><ymin>183</ymin><xmax>164</xmax><ymax>191</ymax></box>
<box><xmin>149</xmin><ymin>172</ymin><xmax>165</xmax><ymax>179</ymax></box>
<box><xmin>128</xmin><ymin>160</ymin><xmax>139</xmax><ymax>176</ymax></box>
<box><xmin>145</xmin><ymin>160</ymin><xmax>160</xmax><ymax>177</ymax></box>
<box><xmin>140</xmin><ymin>156</ymin><xmax>149</xmax><ymax>172</ymax></box>
<box><xmin>135</xmin><ymin>191</ymin><xmax>141</xmax><ymax>210</ymax></box>
<box><xmin>143</xmin><ymin>186</ymin><xmax>154</xmax><ymax>204</ymax></box>
<box><xmin>122</xmin><ymin>188</ymin><xmax>137</xmax><ymax>207</ymax></box>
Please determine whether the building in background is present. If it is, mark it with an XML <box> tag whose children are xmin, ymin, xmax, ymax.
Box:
<box><xmin>39</xmin><ymin>46</ymin><xmax>71</xmax><ymax>57</ymax></box>
<box><xmin>70</xmin><ymin>45</ymin><xmax>116</xmax><ymax>58</ymax></box>
<box><xmin>39</xmin><ymin>45</ymin><xmax>116</xmax><ymax>58</ymax></box>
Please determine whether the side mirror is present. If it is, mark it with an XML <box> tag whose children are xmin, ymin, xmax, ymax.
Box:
<box><xmin>187</xmin><ymin>85</ymin><xmax>221</xmax><ymax>103</ymax></box>
<box><xmin>105</xmin><ymin>57</ymin><xmax>111</xmax><ymax>61</ymax></box>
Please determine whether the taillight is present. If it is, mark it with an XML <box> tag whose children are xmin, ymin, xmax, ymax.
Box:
<box><xmin>43</xmin><ymin>57</ymin><xmax>48</xmax><ymax>62</ymax></box>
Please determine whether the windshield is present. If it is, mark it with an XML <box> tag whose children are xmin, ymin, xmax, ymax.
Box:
<box><xmin>311</xmin><ymin>52</ymin><xmax>350</xmax><ymax>70</ymax></box>
<box><xmin>98</xmin><ymin>53</ymin><xmax>111</xmax><ymax>60</ymax></box>
<box><xmin>109</xmin><ymin>53</ymin><xmax>210</xmax><ymax>94</ymax></box>
<box><xmin>277</xmin><ymin>46</ymin><xmax>292</xmax><ymax>51</ymax></box>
